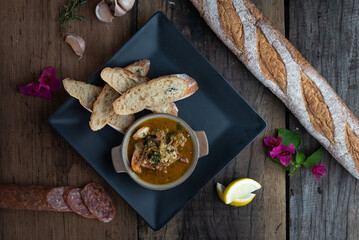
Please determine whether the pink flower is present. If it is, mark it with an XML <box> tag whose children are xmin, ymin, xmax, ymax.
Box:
<box><xmin>19</xmin><ymin>82</ymin><xmax>52</xmax><ymax>99</ymax></box>
<box><xmin>19</xmin><ymin>66</ymin><xmax>61</xmax><ymax>98</ymax></box>
<box><xmin>269</xmin><ymin>144</ymin><xmax>295</xmax><ymax>166</ymax></box>
<box><xmin>39</xmin><ymin>67</ymin><xmax>62</xmax><ymax>91</ymax></box>
<box><xmin>264</xmin><ymin>136</ymin><xmax>283</xmax><ymax>148</ymax></box>
<box><xmin>312</xmin><ymin>164</ymin><xmax>327</xmax><ymax>182</ymax></box>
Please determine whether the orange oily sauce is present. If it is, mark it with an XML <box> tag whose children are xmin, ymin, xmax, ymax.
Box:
<box><xmin>128</xmin><ymin>118</ymin><xmax>194</xmax><ymax>185</ymax></box>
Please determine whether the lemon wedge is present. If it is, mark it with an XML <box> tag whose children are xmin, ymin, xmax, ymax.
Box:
<box><xmin>223</xmin><ymin>178</ymin><xmax>261</xmax><ymax>204</ymax></box>
<box><xmin>216</xmin><ymin>178</ymin><xmax>261</xmax><ymax>206</ymax></box>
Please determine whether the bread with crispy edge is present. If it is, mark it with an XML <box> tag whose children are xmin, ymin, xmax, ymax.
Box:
<box><xmin>113</xmin><ymin>74</ymin><xmax>198</xmax><ymax>115</ymax></box>
<box><xmin>62</xmin><ymin>78</ymin><xmax>134</xmax><ymax>133</ymax></box>
<box><xmin>189</xmin><ymin>0</ymin><xmax>359</xmax><ymax>179</ymax></box>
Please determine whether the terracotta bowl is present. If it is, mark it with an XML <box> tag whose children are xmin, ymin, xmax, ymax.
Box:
<box><xmin>111</xmin><ymin>113</ymin><xmax>209</xmax><ymax>190</ymax></box>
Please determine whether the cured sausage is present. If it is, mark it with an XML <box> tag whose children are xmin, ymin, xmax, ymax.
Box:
<box><xmin>0</xmin><ymin>184</ymin><xmax>54</xmax><ymax>211</ymax></box>
<box><xmin>81</xmin><ymin>182</ymin><xmax>116</xmax><ymax>223</ymax></box>
<box><xmin>0</xmin><ymin>183</ymin><xmax>116</xmax><ymax>223</ymax></box>
<box><xmin>46</xmin><ymin>187</ymin><xmax>72</xmax><ymax>212</ymax></box>
<box><xmin>63</xmin><ymin>188</ymin><xmax>95</xmax><ymax>219</ymax></box>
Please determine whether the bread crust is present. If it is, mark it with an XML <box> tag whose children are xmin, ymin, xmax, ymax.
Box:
<box><xmin>190</xmin><ymin>0</ymin><xmax>359</xmax><ymax>179</ymax></box>
<box><xmin>113</xmin><ymin>74</ymin><xmax>198</xmax><ymax>115</ymax></box>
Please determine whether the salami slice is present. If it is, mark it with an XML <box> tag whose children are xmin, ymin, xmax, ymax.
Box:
<box><xmin>64</xmin><ymin>188</ymin><xmax>95</xmax><ymax>219</ymax></box>
<box><xmin>81</xmin><ymin>182</ymin><xmax>116</xmax><ymax>223</ymax></box>
<box><xmin>0</xmin><ymin>184</ymin><xmax>55</xmax><ymax>211</ymax></box>
<box><xmin>46</xmin><ymin>187</ymin><xmax>72</xmax><ymax>212</ymax></box>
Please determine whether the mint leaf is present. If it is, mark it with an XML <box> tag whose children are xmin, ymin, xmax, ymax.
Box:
<box><xmin>303</xmin><ymin>147</ymin><xmax>323</xmax><ymax>168</ymax></box>
<box><xmin>276</xmin><ymin>129</ymin><xmax>301</xmax><ymax>149</ymax></box>
<box><xmin>288</xmin><ymin>166</ymin><xmax>299</xmax><ymax>176</ymax></box>
<box><xmin>296</xmin><ymin>151</ymin><xmax>306</xmax><ymax>164</ymax></box>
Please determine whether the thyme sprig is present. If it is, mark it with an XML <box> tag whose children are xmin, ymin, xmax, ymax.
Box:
<box><xmin>60</xmin><ymin>0</ymin><xmax>86</xmax><ymax>36</ymax></box>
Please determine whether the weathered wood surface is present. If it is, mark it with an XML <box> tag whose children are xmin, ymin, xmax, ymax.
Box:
<box><xmin>136</xmin><ymin>0</ymin><xmax>286</xmax><ymax>239</ymax></box>
<box><xmin>0</xmin><ymin>0</ymin><xmax>138</xmax><ymax>239</ymax></box>
<box><xmin>288</xmin><ymin>0</ymin><xmax>359</xmax><ymax>239</ymax></box>
<box><xmin>1</xmin><ymin>0</ymin><xmax>358</xmax><ymax>239</ymax></box>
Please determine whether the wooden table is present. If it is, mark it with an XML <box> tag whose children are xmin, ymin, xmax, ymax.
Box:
<box><xmin>0</xmin><ymin>0</ymin><xmax>358</xmax><ymax>239</ymax></box>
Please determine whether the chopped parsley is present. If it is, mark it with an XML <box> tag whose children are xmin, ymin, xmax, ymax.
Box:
<box><xmin>176</xmin><ymin>123</ymin><xmax>182</xmax><ymax>131</ymax></box>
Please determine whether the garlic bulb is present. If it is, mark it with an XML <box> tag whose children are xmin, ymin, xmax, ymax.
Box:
<box><xmin>65</xmin><ymin>34</ymin><xmax>85</xmax><ymax>59</ymax></box>
<box><xmin>112</xmin><ymin>0</ymin><xmax>126</xmax><ymax>17</ymax></box>
<box><xmin>96</xmin><ymin>0</ymin><xmax>115</xmax><ymax>23</ymax></box>
<box><xmin>118</xmin><ymin>0</ymin><xmax>135</xmax><ymax>12</ymax></box>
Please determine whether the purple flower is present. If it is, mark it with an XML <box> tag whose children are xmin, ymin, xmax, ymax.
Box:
<box><xmin>19</xmin><ymin>82</ymin><xmax>52</xmax><ymax>99</ymax></box>
<box><xmin>270</xmin><ymin>144</ymin><xmax>295</xmax><ymax>166</ymax></box>
<box><xmin>39</xmin><ymin>67</ymin><xmax>62</xmax><ymax>91</ymax></box>
<box><xmin>312</xmin><ymin>164</ymin><xmax>327</xmax><ymax>182</ymax></box>
<box><xmin>19</xmin><ymin>66</ymin><xmax>61</xmax><ymax>98</ymax></box>
<box><xmin>264</xmin><ymin>136</ymin><xmax>283</xmax><ymax>148</ymax></box>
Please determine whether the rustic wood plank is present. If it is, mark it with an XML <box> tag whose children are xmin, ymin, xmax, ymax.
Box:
<box><xmin>0</xmin><ymin>0</ymin><xmax>138</xmax><ymax>239</ymax></box>
<box><xmin>137</xmin><ymin>0</ymin><xmax>286</xmax><ymax>239</ymax></box>
<box><xmin>288</xmin><ymin>0</ymin><xmax>359</xmax><ymax>239</ymax></box>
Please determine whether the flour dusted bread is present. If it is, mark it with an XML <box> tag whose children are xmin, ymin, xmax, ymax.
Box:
<box><xmin>113</xmin><ymin>74</ymin><xmax>198</xmax><ymax>115</ymax></box>
<box><xmin>62</xmin><ymin>78</ymin><xmax>134</xmax><ymax>133</ymax></box>
<box><xmin>190</xmin><ymin>0</ymin><xmax>359</xmax><ymax>179</ymax></box>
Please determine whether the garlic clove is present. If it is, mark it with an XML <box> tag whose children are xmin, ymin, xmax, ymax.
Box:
<box><xmin>96</xmin><ymin>0</ymin><xmax>115</xmax><ymax>23</ymax></box>
<box><xmin>65</xmin><ymin>34</ymin><xmax>85</xmax><ymax>59</ymax></box>
<box><xmin>111</xmin><ymin>0</ymin><xmax>126</xmax><ymax>17</ymax></box>
<box><xmin>118</xmin><ymin>0</ymin><xmax>135</xmax><ymax>12</ymax></box>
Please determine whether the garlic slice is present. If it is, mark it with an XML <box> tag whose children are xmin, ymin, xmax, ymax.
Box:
<box><xmin>112</xmin><ymin>0</ymin><xmax>126</xmax><ymax>17</ymax></box>
<box><xmin>65</xmin><ymin>34</ymin><xmax>85</xmax><ymax>59</ymax></box>
<box><xmin>96</xmin><ymin>0</ymin><xmax>115</xmax><ymax>23</ymax></box>
<box><xmin>118</xmin><ymin>0</ymin><xmax>135</xmax><ymax>12</ymax></box>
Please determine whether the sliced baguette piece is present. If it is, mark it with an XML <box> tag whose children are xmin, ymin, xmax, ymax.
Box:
<box><xmin>147</xmin><ymin>102</ymin><xmax>179</xmax><ymax>117</ymax></box>
<box><xmin>62</xmin><ymin>78</ymin><xmax>134</xmax><ymax>133</ymax></box>
<box><xmin>63</xmin><ymin>78</ymin><xmax>102</xmax><ymax>110</ymax></box>
<box><xmin>90</xmin><ymin>84</ymin><xmax>134</xmax><ymax>131</ymax></box>
<box><xmin>100</xmin><ymin>67</ymin><xmax>148</xmax><ymax>94</ymax></box>
<box><xmin>113</xmin><ymin>74</ymin><xmax>198</xmax><ymax>115</ymax></box>
<box><xmin>102</xmin><ymin>63</ymin><xmax>179</xmax><ymax>116</ymax></box>
<box><xmin>124</xmin><ymin>59</ymin><xmax>150</xmax><ymax>77</ymax></box>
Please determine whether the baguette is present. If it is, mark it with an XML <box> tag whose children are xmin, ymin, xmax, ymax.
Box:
<box><xmin>113</xmin><ymin>74</ymin><xmax>198</xmax><ymax>115</ymax></box>
<box><xmin>124</xmin><ymin>59</ymin><xmax>150</xmax><ymax>77</ymax></box>
<box><xmin>100</xmin><ymin>65</ymin><xmax>179</xmax><ymax>116</ymax></box>
<box><xmin>62</xmin><ymin>78</ymin><xmax>134</xmax><ymax>133</ymax></box>
<box><xmin>190</xmin><ymin>0</ymin><xmax>359</xmax><ymax>179</ymax></box>
<box><xmin>63</xmin><ymin>79</ymin><xmax>102</xmax><ymax>111</ymax></box>
<box><xmin>100</xmin><ymin>67</ymin><xmax>148</xmax><ymax>93</ymax></box>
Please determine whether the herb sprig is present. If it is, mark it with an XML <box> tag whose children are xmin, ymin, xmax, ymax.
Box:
<box><xmin>60</xmin><ymin>0</ymin><xmax>86</xmax><ymax>36</ymax></box>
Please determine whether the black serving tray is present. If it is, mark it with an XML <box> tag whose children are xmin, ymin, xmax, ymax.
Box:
<box><xmin>49</xmin><ymin>12</ymin><xmax>267</xmax><ymax>230</ymax></box>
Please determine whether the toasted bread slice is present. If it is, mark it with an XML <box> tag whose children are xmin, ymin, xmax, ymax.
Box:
<box><xmin>63</xmin><ymin>78</ymin><xmax>102</xmax><ymax>110</ymax></box>
<box><xmin>113</xmin><ymin>74</ymin><xmax>198</xmax><ymax>115</ymax></box>
<box><xmin>147</xmin><ymin>103</ymin><xmax>179</xmax><ymax>117</ymax></box>
<box><xmin>124</xmin><ymin>59</ymin><xmax>150</xmax><ymax>77</ymax></box>
<box><xmin>90</xmin><ymin>84</ymin><xmax>134</xmax><ymax>131</ymax></box>
<box><xmin>100</xmin><ymin>67</ymin><xmax>148</xmax><ymax>94</ymax></box>
<box><xmin>63</xmin><ymin>78</ymin><xmax>134</xmax><ymax>133</ymax></box>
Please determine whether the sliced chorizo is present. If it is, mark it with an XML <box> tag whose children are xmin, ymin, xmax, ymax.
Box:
<box><xmin>81</xmin><ymin>182</ymin><xmax>116</xmax><ymax>223</ymax></box>
<box><xmin>46</xmin><ymin>187</ymin><xmax>72</xmax><ymax>212</ymax></box>
<box><xmin>64</xmin><ymin>188</ymin><xmax>95</xmax><ymax>219</ymax></box>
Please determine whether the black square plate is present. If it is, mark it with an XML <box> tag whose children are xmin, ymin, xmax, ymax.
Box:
<box><xmin>49</xmin><ymin>12</ymin><xmax>267</xmax><ymax>230</ymax></box>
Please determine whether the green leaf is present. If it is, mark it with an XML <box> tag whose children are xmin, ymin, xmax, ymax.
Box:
<box><xmin>276</xmin><ymin>128</ymin><xmax>301</xmax><ymax>149</ymax></box>
<box><xmin>303</xmin><ymin>147</ymin><xmax>323</xmax><ymax>169</ymax></box>
<box><xmin>283</xmin><ymin>164</ymin><xmax>291</xmax><ymax>171</ymax></box>
<box><xmin>296</xmin><ymin>151</ymin><xmax>306</xmax><ymax>164</ymax></box>
<box><xmin>288</xmin><ymin>166</ymin><xmax>299</xmax><ymax>176</ymax></box>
